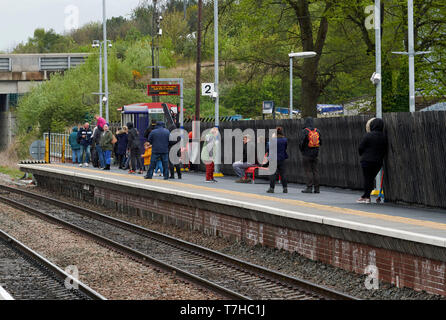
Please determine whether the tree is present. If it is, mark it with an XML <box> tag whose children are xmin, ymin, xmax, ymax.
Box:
<box><xmin>393</xmin><ymin>59</ymin><xmax>410</xmax><ymax>112</ymax></box>
<box><xmin>14</xmin><ymin>28</ymin><xmax>73</xmax><ymax>53</ymax></box>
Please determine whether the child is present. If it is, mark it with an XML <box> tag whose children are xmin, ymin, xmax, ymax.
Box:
<box><xmin>154</xmin><ymin>159</ymin><xmax>163</xmax><ymax>176</ymax></box>
<box><xmin>141</xmin><ymin>142</ymin><xmax>152</xmax><ymax>173</ymax></box>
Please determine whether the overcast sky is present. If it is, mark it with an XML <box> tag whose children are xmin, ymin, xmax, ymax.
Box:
<box><xmin>0</xmin><ymin>0</ymin><xmax>144</xmax><ymax>51</ymax></box>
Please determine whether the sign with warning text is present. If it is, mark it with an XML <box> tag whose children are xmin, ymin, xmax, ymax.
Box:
<box><xmin>148</xmin><ymin>84</ymin><xmax>180</xmax><ymax>96</ymax></box>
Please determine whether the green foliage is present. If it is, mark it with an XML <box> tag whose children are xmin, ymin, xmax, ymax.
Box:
<box><xmin>16</xmin><ymin>42</ymin><xmax>155</xmax><ymax>134</ymax></box>
<box><xmin>11</xmin><ymin>0</ymin><xmax>446</xmax><ymax>131</ymax></box>
<box><xmin>0</xmin><ymin>166</ymin><xmax>25</xmax><ymax>180</ymax></box>
<box><xmin>382</xmin><ymin>59</ymin><xmax>395</xmax><ymax>113</ymax></box>
<box><xmin>393</xmin><ymin>59</ymin><xmax>410</xmax><ymax>112</ymax></box>
<box><xmin>14</xmin><ymin>28</ymin><xmax>75</xmax><ymax>53</ymax></box>
<box><xmin>221</xmin><ymin>75</ymin><xmax>292</xmax><ymax>118</ymax></box>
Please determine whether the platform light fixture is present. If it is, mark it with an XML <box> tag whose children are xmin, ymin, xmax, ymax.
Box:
<box><xmin>289</xmin><ymin>51</ymin><xmax>317</xmax><ymax>119</ymax></box>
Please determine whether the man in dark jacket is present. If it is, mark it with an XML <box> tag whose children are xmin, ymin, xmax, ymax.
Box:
<box><xmin>116</xmin><ymin>127</ymin><xmax>128</xmax><ymax>169</ymax></box>
<box><xmin>91</xmin><ymin>125</ymin><xmax>105</xmax><ymax>168</ymax></box>
<box><xmin>145</xmin><ymin>121</ymin><xmax>170</xmax><ymax>179</ymax></box>
<box><xmin>77</xmin><ymin>122</ymin><xmax>93</xmax><ymax>167</ymax></box>
<box><xmin>143</xmin><ymin>120</ymin><xmax>157</xmax><ymax>141</ymax></box>
<box><xmin>127</xmin><ymin>122</ymin><xmax>140</xmax><ymax>173</ymax></box>
<box><xmin>357</xmin><ymin>118</ymin><xmax>387</xmax><ymax>203</ymax></box>
<box><xmin>299</xmin><ymin>117</ymin><xmax>322</xmax><ymax>193</ymax></box>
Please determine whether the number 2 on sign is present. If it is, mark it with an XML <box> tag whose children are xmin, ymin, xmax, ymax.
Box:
<box><xmin>202</xmin><ymin>83</ymin><xmax>214</xmax><ymax>96</ymax></box>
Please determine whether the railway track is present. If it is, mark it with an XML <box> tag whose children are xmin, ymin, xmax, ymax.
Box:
<box><xmin>0</xmin><ymin>184</ymin><xmax>358</xmax><ymax>300</ymax></box>
<box><xmin>0</xmin><ymin>226</ymin><xmax>105</xmax><ymax>300</ymax></box>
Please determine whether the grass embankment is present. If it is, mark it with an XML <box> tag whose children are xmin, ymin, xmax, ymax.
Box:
<box><xmin>0</xmin><ymin>166</ymin><xmax>24</xmax><ymax>180</ymax></box>
<box><xmin>0</xmin><ymin>143</ymin><xmax>26</xmax><ymax>180</ymax></box>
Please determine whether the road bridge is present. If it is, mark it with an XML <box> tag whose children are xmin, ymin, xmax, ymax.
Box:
<box><xmin>0</xmin><ymin>53</ymin><xmax>88</xmax><ymax>151</ymax></box>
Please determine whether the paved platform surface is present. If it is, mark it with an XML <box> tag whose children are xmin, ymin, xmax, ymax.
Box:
<box><xmin>0</xmin><ymin>285</ymin><xmax>13</xmax><ymax>300</ymax></box>
<box><xmin>20</xmin><ymin>163</ymin><xmax>446</xmax><ymax>248</ymax></box>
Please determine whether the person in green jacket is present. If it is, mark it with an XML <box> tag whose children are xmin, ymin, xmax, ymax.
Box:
<box><xmin>100</xmin><ymin>124</ymin><xmax>114</xmax><ymax>170</ymax></box>
<box><xmin>69</xmin><ymin>126</ymin><xmax>81</xmax><ymax>164</ymax></box>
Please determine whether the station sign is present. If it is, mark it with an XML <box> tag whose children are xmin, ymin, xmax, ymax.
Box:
<box><xmin>148</xmin><ymin>108</ymin><xmax>164</xmax><ymax>114</ymax></box>
<box><xmin>148</xmin><ymin>84</ymin><xmax>180</xmax><ymax>96</ymax></box>
<box><xmin>202</xmin><ymin>83</ymin><xmax>215</xmax><ymax>96</ymax></box>
<box><xmin>262</xmin><ymin>101</ymin><xmax>274</xmax><ymax>114</ymax></box>
<box><xmin>29</xmin><ymin>140</ymin><xmax>46</xmax><ymax>160</ymax></box>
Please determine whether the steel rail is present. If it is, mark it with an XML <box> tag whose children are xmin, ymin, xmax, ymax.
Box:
<box><xmin>0</xmin><ymin>227</ymin><xmax>106</xmax><ymax>300</ymax></box>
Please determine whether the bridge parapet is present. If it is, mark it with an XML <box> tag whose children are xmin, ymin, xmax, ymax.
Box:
<box><xmin>0</xmin><ymin>53</ymin><xmax>89</xmax><ymax>73</ymax></box>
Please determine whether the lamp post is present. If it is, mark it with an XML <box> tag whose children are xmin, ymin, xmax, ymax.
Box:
<box><xmin>92</xmin><ymin>40</ymin><xmax>103</xmax><ymax>117</ymax></box>
<box><xmin>392</xmin><ymin>0</ymin><xmax>431</xmax><ymax>113</ymax></box>
<box><xmin>288</xmin><ymin>51</ymin><xmax>317</xmax><ymax>119</ymax></box>
<box><xmin>92</xmin><ymin>40</ymin><xmax>112</xmax><ymax>118</ymax></box>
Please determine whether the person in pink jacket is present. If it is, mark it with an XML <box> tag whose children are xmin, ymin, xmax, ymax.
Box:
<box><xmin>95</xmin><ymin>114</ymin><xmax>106</xmax><ymax>129</ymax></box>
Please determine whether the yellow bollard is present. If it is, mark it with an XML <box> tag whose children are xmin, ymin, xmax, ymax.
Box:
<box><xmin>45</xmin><ymin>136</ymin><xmax>50</xmax><ymax>163</ymax></box>
<box><xmin>62</xmin><ymin>136</ymin><xmax>66</xmax><ymax>163</ymax></box>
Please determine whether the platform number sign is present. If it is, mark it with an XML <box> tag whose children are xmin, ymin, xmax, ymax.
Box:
<box><xmin>202</xmin><ymin>83</ymin><xmax>215</xmax><ymax>96</ymax></box>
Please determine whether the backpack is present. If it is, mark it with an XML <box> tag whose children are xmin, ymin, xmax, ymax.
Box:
<box><xmin>305</xmin><ymin>128</ymin><xmax>320</xmax><ymax>148</ymax></box>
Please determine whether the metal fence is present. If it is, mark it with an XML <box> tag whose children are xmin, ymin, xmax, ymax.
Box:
<box><xmin>44</xmin><ymin>124</ymin><xmax>121</xmax><ymax>163</ymax></box>
<box><xmin>44</xmin><ymin>132</ymin><xmax>71</xmax><ymax>163</ymax></box>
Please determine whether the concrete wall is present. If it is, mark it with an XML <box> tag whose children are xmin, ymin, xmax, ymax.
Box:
<box><xmin>0</xmin><ymin>111</ymin><xmax>16</xmax><ymax>151</ymax></box>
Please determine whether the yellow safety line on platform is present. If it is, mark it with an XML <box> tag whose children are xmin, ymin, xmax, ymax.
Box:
<box><xmin>48</xmin><ymin>164</ymin><xmax>446</xmax><ymax>231</ymax></box>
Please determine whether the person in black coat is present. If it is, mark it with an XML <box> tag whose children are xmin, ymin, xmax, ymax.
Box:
<box><xmin>266</xmin><ymin>127</ymin><xmax>288</xmax><ymax>193</ymax></box>
<box><xmin>168</xmin><ymin>124</ymin><xmax>182</xmax><ymax>179</ymax></box>
<box><xmin>127</xmin><ymin>122</ymin><xmax>140</xmax><ymax>174</ymax></box>
<box><xmin>144</xmin><ymin>120</ymin><xmax>157</xmax><ymax>141</ymax></box>
<box><xmin>116</xmin><ymin>126</ymin><xmax>128</xmax><ymax>169</ymax></box>
<box><xmin>357</xmin><ymin>118</ymin><xmax>388</xmax><ymax>203</ymax></box>
<box><xmin>299</xmin><ymin>117</ymin><xmax>322</xmax><ymax>193</ymax></box>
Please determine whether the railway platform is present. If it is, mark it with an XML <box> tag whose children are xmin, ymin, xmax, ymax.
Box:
<box><xmin>18</xmin><ymin>163</ymin><xmax>446</xmax><ymax>296</ymax></box>
<box><xmin>0</xmin><ymin>285</ymin><xmax>13</xmax><ymax>300</ymax></box>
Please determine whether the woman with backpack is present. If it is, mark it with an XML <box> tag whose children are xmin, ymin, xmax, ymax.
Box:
<box><xmin>357</xmin><ymin>118</ymin><xmax>387</xmax><ymax>203</ymax></box>
<box><xmin>299</xmin><ymin>117</ymin><xmax>321</xmax><ymax>193</ymax></box>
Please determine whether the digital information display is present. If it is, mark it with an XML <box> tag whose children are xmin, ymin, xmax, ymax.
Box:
<box><xmin>148</xmin><ymin>84</ymin><xmax>180</xmax><ymax>96</ymax></box>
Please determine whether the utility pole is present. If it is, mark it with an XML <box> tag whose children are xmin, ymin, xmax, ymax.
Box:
<box><xmin>102</xmin><ymin>0</ymin><xmax>109</xmax><ymax>122</ymax></box>
<box><xmin>151</xmin><ymin>0</ymin><xmax>159</xmax><ymax>103</ymax></box>
<box><xmin>214</xmin><ymin>0</ymin><xmax>219</xmax><ymax>127</ymax></box>
<box><xmin>195</xmin><ymin>0</ymin><xmax>202</xmax><ymax>121</ymax></box>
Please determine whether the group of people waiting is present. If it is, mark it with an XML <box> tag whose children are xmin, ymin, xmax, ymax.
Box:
<box><xmin>69</xmin><ymin>115</ymin><xmax>387</xmax><ymax>204</ymax></box>
<box><xmin>68</xmin><ymin>115</ymin><xmax>114</xmax><ymax>170</ymax></box>
<box><xmin>202</xmin><ymin>116</ymin><xmax>387</xmax><ymax>204</ymax></box>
